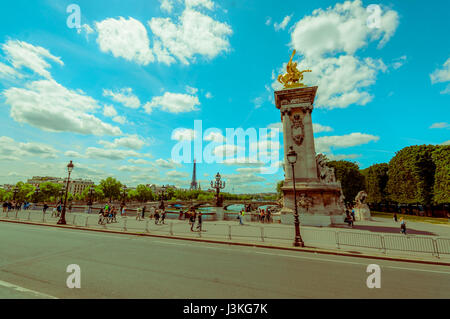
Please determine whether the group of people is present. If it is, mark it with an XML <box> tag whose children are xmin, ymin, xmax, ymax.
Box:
<box><xmin>257</xmin><ymin>208</ymin><xmax>272</xmax><ymax>223</ymax></box>
<box><xmin>98</xmin><ymin>203</ymin><xmax>118</xmax><ymax>224</ymax></box>
<box><xmin>344</xmin><ymin>206</ymin><xmax>356</xmax><ymax>227</ymax></box>
<box><xmin>2</xmin><ymin>201</ymin><xmax>32</xmax><ymax>212</ymax></box>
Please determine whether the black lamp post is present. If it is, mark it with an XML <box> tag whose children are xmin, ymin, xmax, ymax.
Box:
<box><xmin>57</xmin><ymin>160</ymin><xmax>74</xmax><ymax>225</ymax></box>
<box><xmin>33</xmin><ymin>186</ymin><xmax>40</xmax><ymax>209</ymax></box>
<box><xmin>210</xmin><ymin>172</ymin><xmax>226</xmax><ymax>207</ymax></box>
<box><xmin>286</xmin><ymin>146</ymin><xmax>304</xmax><ymax>247</ymax></box>
<box><xmin>121</xmin><ymin>185</ymin><xmax>127</xmax><ymax>207</ymax></box>
<box><xmin>159</xmin><ymin>185</ymin><xmax>167</xmax><ymax>210</ymax></box>
<box><xmin>88</xmin><ymin>186</ymin><xmax>94</xmax><ymax>214</ymax></box>
<box><xmin>12</xmin><ymin>186</ymin><xmax>19</xmax><ymax>202</ymax></box>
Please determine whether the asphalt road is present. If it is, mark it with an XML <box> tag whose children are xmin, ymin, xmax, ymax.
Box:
<box><xmin>0</xmin><ymin>222</ymin><xmax>449</xmax><ymax>298</ymax></box>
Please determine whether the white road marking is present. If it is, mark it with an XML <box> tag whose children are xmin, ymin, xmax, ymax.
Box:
<box><xmin>253</xmin><ymin>251</ymin><xmax>450</xmax><ymax>274</ymax></box>
<box><xmin>0</xmin><ymin>280</ymin><xmax>58</xmax><ymax>299</ymax></box>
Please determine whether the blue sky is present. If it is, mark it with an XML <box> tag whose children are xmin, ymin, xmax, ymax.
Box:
<box><xmin>0</xmin><ymin>0</ymin><xmax>448</xmax><ymax>193</ymax></box>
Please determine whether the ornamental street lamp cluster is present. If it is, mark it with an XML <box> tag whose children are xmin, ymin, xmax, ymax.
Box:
<box><xmin>57</xmin><ymin>160</ymin><xmax>74</xmax><ymax>225</ymax></box>
<box><xmin>286</xmin><ymin>146</ymin><xmax>305</xmax><ymax>247</ymax></box>
<box><xmin>211</xmin><ymin>172</ymin><xmax>226</xmax><ymax>207</ymax></box>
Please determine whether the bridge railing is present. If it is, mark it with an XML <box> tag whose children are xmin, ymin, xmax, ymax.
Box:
<box><xmin>1</xmin><ymin>209</ymin><xmax>449</xmax><ymax>259</ymax></box>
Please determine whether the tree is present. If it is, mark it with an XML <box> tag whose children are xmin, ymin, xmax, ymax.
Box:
<box><xmin>387</xmin><ymin>145</ymin><xmax>436</xmax><ymax>205</ymax></box>
<box><xmin>361</xmin><ymin>163</ymin><xmax>389</xmax><ymax>204</ymax></box>
<box><xmin>99</xmin><ymin>177</ymin><xmax>122</xmax><ymax>201</ymax></box>
<box><xmin>135</xmin><ymin>184</ymin><xmax>154</xmax><ymax>202</ymax></box>
<box><xmin>431</xmin><ymin>145</ymin><xmax>450</xmax><ymax>204</ymax></box>
<box><xmin>276</xmin><ymin>180</ymin><xmax>284</xmax><ymax>199</ymax></box>
<box><xmin>327</xmin><ymin>160</ymin><xmax>365</xmax><ymax>204</ymax></box>
<box><xmin>40</xmin><ymin>182</ymin><xmax>63</xmax><ymax>202</ymax></box>
<box><xmin>14</xmin><ymin>182</ymin><xmax>35</xmax><ymax>202</ymax></box>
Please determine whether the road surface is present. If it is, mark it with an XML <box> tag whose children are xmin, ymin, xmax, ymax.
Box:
<box><xmin>0</xmin><ymin>222</ymin><xmax>449</xmax><ymax>298</ymax></box>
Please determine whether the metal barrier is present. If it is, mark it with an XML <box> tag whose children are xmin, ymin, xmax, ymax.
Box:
<box><xmin>1</xmin><ymin>210</ymin><xmax>450</xmax><ymax>258</ymax></box>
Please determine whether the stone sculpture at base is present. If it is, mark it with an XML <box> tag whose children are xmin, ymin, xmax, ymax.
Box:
<box><xmin>275</xmin><ymin>86</ymin><xmax>345</xmax><ymax>226</ymax></box>
<box><xmin>353</xmin><ymin>191</ymin><xmax>372</xmax><ymax>221</ymax></box>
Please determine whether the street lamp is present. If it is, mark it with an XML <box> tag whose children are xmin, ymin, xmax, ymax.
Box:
<box><xmin>57</xmin><ymin>160</ymin><xmax>74</xmax><ymax>225</ymax></box>
<box><xmin>286</xmin><ymin>146</ymin><xmax>304</xmax><ymax>247</ymax></box>
<box><xmin>121</xmin><ymin>185</ymin><xmax>127</xmax><ymax>206</ymax></box>
<box><xmin>12</xmin><ymin>186</ymin><xmax>19</xmax><ymax>202</ymax></box>
<box><xmin>33</xmin><ymin>186</ymin><xmax>40</xmax><ymax>209</ymax></box>
<box><xmin>88</xmin><ymin>186</ymin><xmax>94</xmax><ymax>214</ymax></box>
<box><xmin>211</xmin><ymin>172</ymin><xmax>226</xmax><ymax>207</ymax></box>
<box><xmin>159</xmin><ymin>185</ymin><xmax>167</xmax><ymax>210</ymax></box>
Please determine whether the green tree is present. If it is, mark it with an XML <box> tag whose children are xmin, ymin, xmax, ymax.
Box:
<box><xmin>276</xmin><ymin>181</ymin><xmax>284</xmax><ymax>199</ymax></box>
<box><xmin>431</xmin><ymin>145</ymin><xmax>450</xmax><ymax>204</ymax></box>
<box><xmin>327</xmin><ymin>160</ymin><xmax>365</xmax><ymax>204</ymax></box>
<box><xmin>361</xmin><ymin>163</ymin><xmax>389</xmax><ymax>204</ymax></box>
<box><xmin>99</xmin><ymin>177</ymin><xmax>122</xmax><ymax>201</ymax></box>
<box><xmin>387</xmin><ymin>145</ymin><xmax>437</xmax><ymax>205</ymax></box>
<box><xmin>134</xmin><ymin>184</ymin><xmax>154</xmax><ymax>202</ymax></box>
<box><xmin>14</xmin><ymin>182</ymin><xmax>35</xmax><ymax>202</ymax></box>
<box><xmin>40</xmin><ymin>182</ymin><xmax>63</xmax><ymax>202</ymax></box>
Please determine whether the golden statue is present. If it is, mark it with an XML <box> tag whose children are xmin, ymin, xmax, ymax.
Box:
<box><xmin>277</xmin><ymin>50</ymin><xmax>311</xmax><ymax>89</ymax></box>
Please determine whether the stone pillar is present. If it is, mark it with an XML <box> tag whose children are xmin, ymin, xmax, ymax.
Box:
<box><xmin>275</xmin><ymin>86</ymin><xmax>345</xmax><ymax>227</ymax></box>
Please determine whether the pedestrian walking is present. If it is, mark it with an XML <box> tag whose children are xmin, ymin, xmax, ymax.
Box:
<box><xmin>260</xmin><ymin>209</ymin><xmax>265</xmax><ymax>223</ymax></box>
<box><xmin>351</xmin><ymin>207</ymin><xmax>355</xmax><ymax>221</ymax></box>
<box><xmin>51</xmin><ymin>206</ymin><xmax>58</xmax><ymax>218</ymax></box>
<box><xmin>142</xmin><ymin>206</ymin><xmax>146</xmax><ymax>219</ymax></box>
<box><xmin>111</xmin><ymin>206</ymin><xmax>117</xmax><ymax>223</ymax></box>
<box><xmin>189</xmin><ymin>209</ymin><xmax>196</xmax><ymax>231</ymax></box>
<box><xmin>2</xmin><ymin>201</ymin><xmax>7</xmax><ymax>212</ymax></box>
<box><xmin>393</xmin><ymin>212</ymin><xmax>398</xmax><ymax>222</ymax></box>
<box><xmin>98</xmin><ymin>208</ymin><xmax>104</xmax><ymax>224</ymax></box>
<box><xmin>179</xmin><ymin>209</ymin><xmax>183</xmax><ymax>220</ymax></box>
<box><xmin>154</xmin><ymin>209</ymin><xmax>160</xmax><ymax>224</ymax></box>
<box><xmin>161</xmin><ymin>209</ymin><xmax>166</xmax><ymax>224</ymax></box>
<box><xmin>196</xmin><ymin>212</ymin><xmax>203</xmax><ymax>231</ymax></box>
<box><xmin>136</xmin><ymin>207</ymin><xmax>142</xmax><ymax>221</ymax></box>
<box><xmin>400</xmin><ymin>217</ymin><xmax>407</xmax><ymax>235</ymax></box>
<box><xmin>43</xmin><ymin>203</ymin><xmax>49</xmax><ymax>214</ymax></box>
<box><xmin>238</xmin><ymin>209</ymin><xmax>244</xmax><ymax>225</ymax></box>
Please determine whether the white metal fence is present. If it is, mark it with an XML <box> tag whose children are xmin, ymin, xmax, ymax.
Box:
<box><xmin>1</xmin><ymin>209</ymin><xmax>449</xmax><ymax>259</ymax></box>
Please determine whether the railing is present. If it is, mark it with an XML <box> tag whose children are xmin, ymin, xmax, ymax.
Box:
<box><xmin>1</xmin><ymin>209</ymin><xmax>449</xmax><ymax>259</ymax></box>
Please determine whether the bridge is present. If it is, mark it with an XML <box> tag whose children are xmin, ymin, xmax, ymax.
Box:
<box><xmin>165</xmin><ymin>200</ymin><xmax>280</xmax><ymax>211</ymax></box>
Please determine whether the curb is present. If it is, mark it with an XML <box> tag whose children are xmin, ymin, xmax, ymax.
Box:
<box><xmin>1</xmin><ymin>218</ymin><xmax>450</xmax><ymax>267</ymax></box>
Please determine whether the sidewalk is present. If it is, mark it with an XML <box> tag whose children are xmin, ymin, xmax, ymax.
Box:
<box><xmin>1</xmin><ymin>209</ymin><xmax>450</xmax><ymax>264</ymax></box>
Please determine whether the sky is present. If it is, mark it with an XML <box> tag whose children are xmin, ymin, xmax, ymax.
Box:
<box><xmin>0</xmin><ymin>0</ymin><xmax>449</xmax><ymax>193</ymax></box>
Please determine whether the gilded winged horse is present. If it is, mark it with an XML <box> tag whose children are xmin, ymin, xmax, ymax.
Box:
<box><xmin>277</xmin><ymin>50</ymin><xmax>311</xmax><ymax>89</ymax></box>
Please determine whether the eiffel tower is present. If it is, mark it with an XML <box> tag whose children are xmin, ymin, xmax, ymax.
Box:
<box><xmin>190</xmin><ymin>159</ymin><xmax>198</xmax><ymax>190</ymax></box>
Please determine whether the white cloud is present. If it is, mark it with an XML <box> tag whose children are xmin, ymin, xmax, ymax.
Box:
<box><xmin>128</xmin><ymin>158</ymin><xmax>151</xmax><ymax>164</ymax></box>
<box><xmin>3</xmin><ymin>79</ymin><xmax>122</xmax><ymax>136</ymax></box>
<box><xmin>313</xmin><ymin>123</ymin><xmax>333</xmax><ymax>133</ymax></box>
<box><xmin>283</xmin><ymin>0</ymin><xmax>398</xmax><ymax>109</ymax></box>
<box><xmin>223</xmin><ymin>173</ymin><xmax>265</xmax><ymax>184</ymax></box>
<box><xmin>315</xmin><ymin>132</ymin><xmax>379</xmax><ymax>153</ymax></box>
<box><xmin>155</xmin><ymin>158</ymin><xmax>181</xmax><ymax>169</ymax></box>
<box><xmin>430</xmin><ymin>122</ymin><xmax>449</xmax><ymax>129</ymax></box>
<box><xmin>325</xmin><ymin>153</ymin><xmax>361</xmax><ymax>160</ymax></box>
<box><xmin>0</xmin><ymin>62</ymin><xmax>22</xmax><ymax>79</ymax></box>
<box><xmin>64</xmin><ymin>150</ymin><xmax>84</xmax><ymax>158</ymax></box>
<box><xmin>213</xmin><ymin>144</ymin><xmax>244</xmax><ymax>157</ymax></box>
<box><xmin>441</xmin><ymin>140</ymin><xmax>450</xmax><ymax>146</ymax></box>
<box><xmin>95</xmin><ymin>17</ymin><xmax>154</xmax><ymax>65</ymax></box>
<box><xmin>0</xmin><ymin>136</ymin><xmax>58</xmax><ymax>159</ymax></box>
<box><xmin>98</xmin><ymin>135</ymin><xmax>146</xmax><ymax>150</ymax></box>
<box><xmin>430</xmin><ymin>57</ymin><xmax>450</xmax><ymax>94</ymax></box>
<box><xmin>160</xmin><ymin>0</ymin><xmax>174</xmax><ymax>13</ymax></box>
<box><xmin>166</xmin><ymin>170</ymin><xmax>189</xmax><ymax>178</ymax></box>
<box><xmin>274</xmin><ymin>15</ymin><xmax>292</xmax><ymax>31</ymax></box>
<box><xmin>85</xmin><ymin>147</ymin><xmax>140</xmax><ymax>160</ymax></box>
<box><xmin>291</xmin><ymin>0</ymin><xmax>398</xmax><ymax>58</ymax></box>
<box><xmin>145</xmin><ymin>92</ymin><xmax>200</xmax><ymax>113</ymax></box>
<box><xmin>185</xmin><ymin>0</ymin><xmax>214</xmax><ymax>10</ymax></box>
<box><xmin>148</xmin><ymin>8</ymin><xmax>232</xmax><ymax>65</ymax></box>
<box><xmin>204</xmin><ymin>131</ymin><xmax>224</xmax><ymax>143</ymax></box>
<box><xmin>171</xmin><ymin>128</ymin><xmax>196</xmax><ymax>141</ymax></box>
<box><xmin>186</xmin><ymin>85</ymin><xmax>198</xmax><ymax>94</ymax></box>
<box><xmin>205</xmin><ymin>92</ymin><xmax>213</xmax><ymax>99</ymax></box>
<box><xmin>265</xmin><ymin>17</ymin><xmax>272</xmax><ymax>26</ymax></box>
<box><xmin>103</xmin><ymin>88</ymin><xmax>140</xmax><ymax>109</ymax></box>
<box><xmin>112</xmin><ymin>116</ymin><xmax>126</xmax><ymax>124</ymax></box>
<box><xmin>103</xmin><ymin>105</ymin><xmax>117</xmax><ymax>117</ymax></box>
<box><xmin>2</xmin><ymin>40</ymin><xmax>63</xmax><ymax>79</ymax></box>
<box><xmin>392</xmin><ymin>55</ymin><xmax>407</xmax><ymax>69</ymax></box>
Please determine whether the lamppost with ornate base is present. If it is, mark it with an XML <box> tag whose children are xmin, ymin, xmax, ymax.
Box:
<box><xmin>33</xmin><ymin>186</ymin><xmax>40</xmax><ymax>209</ymax></box>
<box><xmin>159</xmin><ymin>185</ymin><xmax>167</xmax><ymax>210</ymax></box>
<box><xmin>57</xmin><ymin>160</ymin><xmax>74</xmax><ymax>225</ymax></box>
<box><xmin>286</xmin><ymin>146</ymin><xmax>305</xmax><ymax>247</ymax></box>
<box><xmin>211</xmin><ymin>172</ymin><xmax>225</xmax><ymax>207</ymax></box>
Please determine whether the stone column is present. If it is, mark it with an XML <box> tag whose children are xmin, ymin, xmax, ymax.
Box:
<box><xmin>274</xmin><ymin>86</ymin><xmax>345</xmax><ymax>227</ymax></box>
